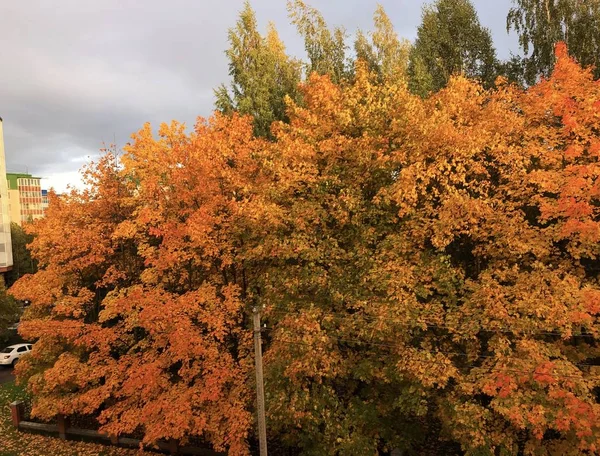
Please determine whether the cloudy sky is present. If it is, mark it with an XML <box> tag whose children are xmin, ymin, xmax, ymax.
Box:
<box><xmin>1</xmin><ymin>0</ymin><xmax>519</xmax><ymax>192</ymax></box>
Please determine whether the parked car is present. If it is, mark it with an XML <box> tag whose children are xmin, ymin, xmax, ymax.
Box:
<box><xmin>0</xmin><ymin>343</ymin><xmax>32</xmax><ymax>367</ymax></box>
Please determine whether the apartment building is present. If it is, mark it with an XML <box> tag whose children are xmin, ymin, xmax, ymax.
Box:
<box><xmin>41</xmin><ymin>189</ymin><xmax>49</xmax><ymax>212</ymax></box>
<box><xmin>0</xmin><ymin>119</ymin><xmax>13</xmax><ymax>272</ymax></box>
<box><xmin>6</xmin><ymin>173</ymin><xmax>46</xmax><ymax>225</ymax></box>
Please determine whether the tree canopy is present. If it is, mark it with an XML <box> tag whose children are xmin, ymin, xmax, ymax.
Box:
<box><xmin>10</xmin><ymin>43</ymin><xmax>600</xmax><ymax>455</ymax></box>
<box><xmin>287</xmin><ymin>0</ymin><xmax>349</xmax><ymax>84</ymax></box>
<box><xmin>508</xmin><ymin>0</ymin><xmax>600</xmax><ymax>84</ymax></box>
<box><xmin>6</xmin><ymin>222</ymin><xmax>37</xmax><ymax>287</ymax></box>
<box><xmin>408</xmin><ymin>0</ymin><xmax>498</xmax><ymax>97</ymax></box>
<box><xmin>215</xmin><ymin>2</ymin><xmax>301</xmax><ymax>138</ymax></box>
<box><xmin>354</xmin><ymin>5</ymin><xmax>411</xmax><ymax>81</ymax></box>
<box><xmin>0</xmin><ymin>275</ymin><xmax>18</xmax><ymax>333</ymax></box>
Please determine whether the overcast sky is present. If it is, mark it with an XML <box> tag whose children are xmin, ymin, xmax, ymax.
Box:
<box><xmin>0</xmin><ymin>0</ymin><xmax>519</xmax><ymax>193</ymax></box>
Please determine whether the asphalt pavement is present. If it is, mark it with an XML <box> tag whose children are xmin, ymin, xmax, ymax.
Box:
<box><xmin>0</xmin><ymin>366</ymin><xmax>15</xmax><ymax>383</ymax></box>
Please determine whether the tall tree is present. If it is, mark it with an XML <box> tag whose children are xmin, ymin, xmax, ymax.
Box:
<box><xmin>497</xmin><ymin>53</ymin><xmax>527</xmax><ymax>87</ymax></box>
<box><xmin>215</xmin><ymin>1</ymin><xmax>301</xmax><ymax>138</ymax></box>
<box><xmin>5</xmin><ymin>222</ymin><xmax>36</xmax><ymax>287</ymax></box>
<box><xmin>262</xmin><ymin>50</ymin><xmax>600</xmax><ymax>455</ymax></box>
<box><xmin>408</xmin><ymin>0</ymin><xmax>498</xmax><ymax>97</ymax></box>
<box><xmin>11</xmin><ymin>34</ymin><xmax>600</xmax><ymax>456</ymax></box>
<box><xmin>354</xmin><ymin>5</ymin><xmax>411</xmax><ymax>80</ymax></box>
<box><xmin>0</xmin><ymin>275</ymin><xmax>18</xmax><ymax>333</ymax></box>
<box><xmin>10</xmin><ymin>119</ymin><xmax>266</xmax><ymax>454</ymax></box>
<box><xmin>508</xmin><ymin>0</ymin><xmax>600</xmax><ymax>84</ymax></box>
<box><xmin>288</xmin><ymin>0</ymin><xmax>349</xmax><ymax>84</ymax></box>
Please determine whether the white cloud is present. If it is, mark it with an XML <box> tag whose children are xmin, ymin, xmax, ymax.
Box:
<box><xmin>41</xmin><ymin>171</ymin><xmax>85</xmax><ymax>195</ymax></box>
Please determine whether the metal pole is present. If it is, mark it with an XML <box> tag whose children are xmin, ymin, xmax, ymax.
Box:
<box><xmin>253</xmin><ymin>307</ymin><xmax>268</xmax><ymax>456</ymax></box>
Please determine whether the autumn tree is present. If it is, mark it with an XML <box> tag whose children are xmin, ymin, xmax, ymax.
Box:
<box><xmin>254</xmin><ymin>64</ymin><xmax>418</xmax><ymax>455</ymax></box>
<box><xmin>288</xmin><ymin>0</ymin><xmax>349</xmax><ymax>84</ymax></box>
<box><xmin>9</xmin><ymin>122</ymin><xmax>272</xmax><ymax>454</ymax></box>
<box><xmin>218</xmin><ymin>1</ymin><xmax>412</xmax><ymax>144</ymax></box>
<box><xmin>258</xmin><ymin>47</ymin><xmax>600</xmax><ymax>454</ymax></box>
<box><xmin>354</xmin><ymin>5</ymin><xmax>411</xmax><ymax>81</ymax></box>
<box><xmin>408</xmin><ymin>0</ymin><xmax>498</xmax><ymax>97</ymax></box>
<box><xmin>215</xmin><ymin>1</ymin><xmax>301</xmax><ymax>138</ymax></box>
<box><xmin>508</xmin><ymin>0</ymin><xmax>600</xmax><ymax>84</ymax></box>
<box><xmin>387</xmin><ymin>56</ymin><xmax>600</xmax><ymax>453</ymax></box>
<box><xmin>10</xmin><ymin>27</ymin><xmax>600</xmax><ymax>456</ymax></box>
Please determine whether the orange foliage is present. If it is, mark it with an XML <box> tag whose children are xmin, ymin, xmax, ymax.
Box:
<box><xmin>10</xmin><ymin>46</ymin><xmax>600</xmax><ymax>455</ymax></box>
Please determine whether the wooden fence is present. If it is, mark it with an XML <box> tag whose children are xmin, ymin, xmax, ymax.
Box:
<box><xmin>10</xmin><ymin>401</ymin><xmax>223</xmax><ymax>456</ymax></box>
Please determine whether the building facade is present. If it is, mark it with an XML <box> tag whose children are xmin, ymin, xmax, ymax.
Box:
<box><xmin>0</xmin><ymin>119</ymin><xmax>13</xmax><ymax>272</ymax></box>
<box><xmin>7</xmin><ymin>173</ymin><xmax>45</xmax><ymax>225</ymax></box>
<box><xmin>41</xmin><ymin>189</ymin><xmax>49</xmax><ymax>212</ymax></box>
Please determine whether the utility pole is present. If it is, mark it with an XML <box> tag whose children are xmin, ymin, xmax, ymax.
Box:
<box><xmin>253</xmin><ymin>307</ymin><xmax>268</xmax><ymax>456</ymax></box>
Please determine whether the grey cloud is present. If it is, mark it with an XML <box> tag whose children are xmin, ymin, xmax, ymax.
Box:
<box><xmin>0</xmin><ymin>0</ymin><xmax>517</xmax><ymax>192</ymax></box>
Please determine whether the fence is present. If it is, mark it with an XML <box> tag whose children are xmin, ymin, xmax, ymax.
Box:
<box><xmin>9</xmin><ymin>401</ymin><xmax>222</xmax><ymax>456</ymax></box>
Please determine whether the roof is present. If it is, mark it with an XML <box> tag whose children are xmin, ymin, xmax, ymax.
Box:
<box><xmin>6</xmin><ymin>173</ymin><xmax>41</xmax><ymax>189</ymax></box>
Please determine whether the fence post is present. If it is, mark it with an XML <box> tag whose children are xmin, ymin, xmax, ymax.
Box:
<box><xmin>10</xmin><ymin>401</ymin><xmax>24</xmax><ymax>428</ymax></box>
<box><xmin>57</xmin><ymin>414</ymin><xmax>70</xmax><ymax>440</ymax></box>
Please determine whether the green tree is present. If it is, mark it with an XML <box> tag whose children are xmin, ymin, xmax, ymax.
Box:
<box><xmin>408</xmin><ymin>0</ymin><xmax>498</xmax><ymax>97</ymax></box>
<box><xmin>6</xmin><ymin>222</ymin><xmax>36</xmax><ymax>287</ymax></box>
<box><xmin>497</xmin><ymin>53</ymin><xmax>527</xmax><ymax>86</ymax></box>
<box><xmin>507</xmin><ymin>0</ymin><xmax>600</xmax><ymax>84</ymax></box>
<box><xmin>215</xmin><ymin>1</ymin><xmax>301</xmax><ymax>138</ymax></box>
<box><xmin>354</xmin><ymin>5</ymin><xmax>411</xmax><ymax>80</ymax></box>
<box><xmin>0</xmin><ymin>275</ymin><xmax>18</xmax><ymax>332</ymax></box>
<box><xmin>288</xmin><ymin>0</ymin><xmax>349</xmax><ymax>84</ymax></box>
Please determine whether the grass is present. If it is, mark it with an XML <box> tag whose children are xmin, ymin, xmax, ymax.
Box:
<box><xmin>0</xmin><ymin>380</ymin><xmax>155</xmax><ymax>456</ymax></box>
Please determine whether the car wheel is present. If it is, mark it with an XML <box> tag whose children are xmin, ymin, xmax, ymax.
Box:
<box><xmin>11</xmin><ymin>359</ymin><xmax>17</xmax><ymax>368</ymax></box>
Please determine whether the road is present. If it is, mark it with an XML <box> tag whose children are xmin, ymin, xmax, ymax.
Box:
<box><xmin>0</xmin><ymin>367</ymin><xmax>15</xmax><ymax>383</ymax></box>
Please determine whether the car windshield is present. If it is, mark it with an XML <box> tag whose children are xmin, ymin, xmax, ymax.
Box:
<box><xmin>0</xmin><ymin>347</ymin><xmax>14</xmax><ymax>353</ymax></box>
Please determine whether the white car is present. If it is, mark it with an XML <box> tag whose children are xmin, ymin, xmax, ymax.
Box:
<box><xmin>0</xmin><ymin>343</ymin><xmax>32</xmax><ymax>367</ymax></box>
